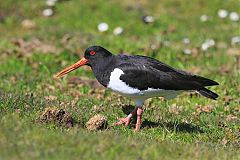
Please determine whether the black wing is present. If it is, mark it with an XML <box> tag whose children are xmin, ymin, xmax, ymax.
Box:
<box><xmin>117</xmin><ymin>55</ymin><xmax>218</xmax><ymax>91</ymax></box>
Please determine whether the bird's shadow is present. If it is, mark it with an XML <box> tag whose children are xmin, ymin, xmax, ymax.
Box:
<box><xmin>121</xmin><ymin>105</ymin><xmax>204</xmax><ymax>133</ymax></box>
<box><xmin>141</xmin><ymin>120</ymin><xmax>204</xmax><ymax>133</ymax></box>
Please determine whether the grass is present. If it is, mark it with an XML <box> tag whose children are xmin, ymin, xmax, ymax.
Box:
<box><xmin>0</xmin><ymin>0</ymin><xmax>240</xmax><ymax>159</ymax></box>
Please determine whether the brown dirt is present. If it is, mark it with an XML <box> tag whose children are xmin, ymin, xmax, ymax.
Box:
<box><xmin>192</xmin><ymin>105</ymin><xmax>214</xmax><ymax>116</ymax></box>
<box><xmin>11</xmin><ymin>38</ymin><xmax>59</xmax><ymax>57</ymax></box>
<box><xmin>67</xmin><ymin>76</ymin><xmax>104</xmax><ymax>89</ymax></box>
<box><xmin>39</xmin><ymin>107</ymin><xmax>74</xmax><ymax>127</ymax></box>
<box><xmin>21</xmin><ymin>19</ymin><xmax>36</xmax><ymax>29</ymax></box>
<box><xmin>86</xmin><ymin>114</ymin><xmax>107</xmax><ymax>131</ymax></box>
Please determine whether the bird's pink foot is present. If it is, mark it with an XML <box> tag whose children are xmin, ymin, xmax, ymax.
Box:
<box><xmin>114</xmin><ymin>107</ymin><xmax>138</xmax><ymax>127</ymax></box>
<box><xmin>114</xmin><ymin>106</ymin><xmax>143</xmax><ymax>131</ymax></box>
<box><xmin>115</xmin><ymin>117</ymin><xmax>131</xmax><ymax>126</ymax></box>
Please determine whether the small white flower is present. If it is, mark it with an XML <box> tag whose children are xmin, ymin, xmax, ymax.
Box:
<box><xmin>218</xmin><ymin>9</ymin><xmax>228</xmax><ymax>19</ymax></box>
<box><xmin>46</xmin><ymin>0</ymin><xmax>56</xmax><ymax>7</ymax></box>
<box><xmin>113</xmin><ymin>27</ymin><xmax>124</xmax><ymax>35</ymax></box>
<box><xmin>200</xmin><ymin>14</ymin><xmax>208</xmax><ymax>22</ymax></box>
<box><xmin>142</xmin><ymin>15</ymin><xmax>154</xmax><ymax>24</ymax></box>
<box><xmin>229</xmin><ymin>12</ymin><xmax>239</xmax><ymax>21</ymax></box>
<box><xmin>182</xmin><ymin>38</ymin><xmax>190</xmax><ymax>44</ymax></box>
<box><xmin>42</xmin><ymin>8</ymin><xmax>53</xmax><ymax>17</ymax></box>
<box><xmin>201</xmin><ymin>43</ymin><xmax>209</xmax><ymax>51</ymax></box>
<box><xmin>98</xmin><ymin>22</ymin><xmax>109</xmax><ymax>32</ymax></box>
<box><xmin>183</xmin><ymin>49</ymin><xmax>192</xmax><ymax>55</ymax></box>
<box><xmin>201</xmin><ymin>39</ymin><xmax>215</xmax><ymax>51</ymax></box>
<box><xmin>206</xmin><ymin>39</ymin><xmax>215</xmax><ymax>47</ymax></box>
<box><xmin>231</xmin><ymin>36</ymin><xmax>240</xmax><ymax>45</ymax></box>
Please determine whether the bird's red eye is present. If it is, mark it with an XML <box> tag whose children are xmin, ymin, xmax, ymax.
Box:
<box><xmin>90</xmin><ymin>51</ymin><xmax>96</xmax><ymax>55</ymax></box>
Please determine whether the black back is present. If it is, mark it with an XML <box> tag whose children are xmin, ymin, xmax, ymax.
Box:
<box><xmin>115</xmin><ymin>55</ymin><xmax>218</xmax><ymax>90</ymax></box>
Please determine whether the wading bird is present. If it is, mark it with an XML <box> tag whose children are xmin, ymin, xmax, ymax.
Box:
<box><xmin>56</xmin><ymin>46</ymin><xmax>218</xmax><ymax>131</ymax></box>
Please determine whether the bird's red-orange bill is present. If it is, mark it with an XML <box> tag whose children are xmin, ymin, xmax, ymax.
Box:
<box><xmin>55</xmin><ymin>57</ymin><xmax>88</xmax><ymax>78</ymax></box>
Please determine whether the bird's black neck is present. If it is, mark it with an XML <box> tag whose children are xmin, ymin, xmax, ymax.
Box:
<box><xmin>91</xmin><ymin>55</ymin><xmax>116</xmax><ymax>87</ymax></box>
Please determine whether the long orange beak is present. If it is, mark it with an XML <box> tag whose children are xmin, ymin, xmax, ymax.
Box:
<box><xmin>55</xmin><ymin>57</ymin><xmax>88</xmax><ymax>78</ymax></box>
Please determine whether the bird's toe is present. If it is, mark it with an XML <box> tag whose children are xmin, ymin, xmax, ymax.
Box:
<box><xmin>114</xmin><ymin>117</ymin><xmax>131</xmax><ymax>126</ymax></box>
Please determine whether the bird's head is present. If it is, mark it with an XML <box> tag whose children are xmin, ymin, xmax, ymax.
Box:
<box><xmin>55</xmin><ymin>45</ymin><xmax>112</xmax><ymax>78</ymax></box>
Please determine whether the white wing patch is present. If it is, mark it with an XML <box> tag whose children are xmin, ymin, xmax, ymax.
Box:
<box><xmin>107</xmin><ymin>68</ymin><xmax>182</xmax><ymax>101</ymax></box>
<box><xmin>108</xmin><ymin>68</ymin><xmax>140</xmax><ymax>95</ymax></box>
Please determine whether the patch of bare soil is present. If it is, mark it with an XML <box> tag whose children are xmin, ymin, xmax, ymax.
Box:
<box><xmin>67</xmin><ymin>76</ymin><xmax>104</xmax><ymax>89</ymax></box>
<box><xmin>11</xmin><ymin>38</ymin><xmax>59</xmax><ymax>57</ymax></box>
<box><xmin>39</xmin><ymin>107</ymin><xmax>73</xmax><ymax>127</ymax></box>
<box><xmin>86</xmin><ymin>114</ymin><xmax>107</xmax><ymax>131</ymax></box>
<box><xmin>192</xmin><ymin>105</ymin><xmax>214</xmax><ymax>116</ymax></box>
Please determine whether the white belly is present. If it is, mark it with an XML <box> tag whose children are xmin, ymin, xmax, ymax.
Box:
<box><xmin>107</xmin><ymin>68</ymin><xmax>182</xmax><ymax>100</ymax></box>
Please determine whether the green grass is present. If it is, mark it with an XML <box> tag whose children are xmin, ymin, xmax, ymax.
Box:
<box><xmin>0</xmin><ymin>0</ymin><xmax>240</xmax><ymax>159</ymax></box>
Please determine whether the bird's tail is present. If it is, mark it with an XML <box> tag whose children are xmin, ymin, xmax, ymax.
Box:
<box><xmin>198</xmin><ymin>88</ymin><xmax>218</xmax><ymax>100</ymax></box>
<box><xmin>193</xmin><ymin>75</ymin><xmax>219</xmax><ymax>86</ymax></box>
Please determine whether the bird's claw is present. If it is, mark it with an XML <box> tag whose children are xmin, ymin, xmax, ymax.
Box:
<box><xmin>114</xmin><ymin>117</ymin><xmax>131</xmax><ymax>126</ymax></box>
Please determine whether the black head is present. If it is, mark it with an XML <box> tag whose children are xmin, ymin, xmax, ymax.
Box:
<box><xmin>55</xmin><ymin>45</ymin><xmax>113</xmax><ymax>78</ymax></box>
<box><xmin>84</xmin><ymin>46</ymin><xmax>112</xmax><ymax>67</ymax></box>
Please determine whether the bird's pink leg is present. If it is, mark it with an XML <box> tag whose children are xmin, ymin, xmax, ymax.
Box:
<box><xmin>115</xmin><ymin>107</ymin><xmax>138</xmax><ymax>126</ymax></box>
<box><xmin>134</xmin><ymin>107</ymin><xmax>143</xmax><ymax>131</ymax></box>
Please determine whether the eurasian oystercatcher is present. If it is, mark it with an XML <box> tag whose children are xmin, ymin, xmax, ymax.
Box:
<box><xmin>56</xmin><ymin>46</ymin><xmax>219</xmax><ymax>131</ymax></box>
